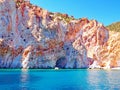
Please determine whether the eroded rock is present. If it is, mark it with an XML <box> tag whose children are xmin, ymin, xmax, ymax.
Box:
<box><xmin>0</xmin><ymin>0</ymin><xmax>118</xmax><ymax>69</ymax></box>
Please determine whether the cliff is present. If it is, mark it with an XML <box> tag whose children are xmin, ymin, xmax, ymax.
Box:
<box><xmin>0</xmin><ymin>0</ymin><xmax>119</xmax><ymax>69</ymax></box>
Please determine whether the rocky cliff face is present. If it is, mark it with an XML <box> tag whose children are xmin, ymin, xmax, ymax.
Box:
<box><xmin>91</xmin><ymin>31</ymin><xmax>120</xmax><ymax>69</ymax></box>
<box><xmin>0</xmin><ymin>0</ymin><xmax>118</xmax><ymax>69</ymax></box>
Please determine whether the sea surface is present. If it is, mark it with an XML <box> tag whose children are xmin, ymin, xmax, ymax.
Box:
<box><xmin>0</xmin><ymin>69</ymin><xmax>120</xmax><ymax>90</ymax></box>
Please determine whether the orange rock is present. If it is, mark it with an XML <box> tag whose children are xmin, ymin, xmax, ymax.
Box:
<box><xmin>0</xmin><ymin>0</ymin><xmax>119</xmax><ymax>69</ymax></box>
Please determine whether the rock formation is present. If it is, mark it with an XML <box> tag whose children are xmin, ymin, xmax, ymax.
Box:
<box><xmin>90</xmin><ymin>31</ymin><xmax>120</xmax><ymax>69</ymax></box>
<box><xmin>0</xmin><ymin>0</ymin><xmax>119</xmax><ymax>69</ymax></box>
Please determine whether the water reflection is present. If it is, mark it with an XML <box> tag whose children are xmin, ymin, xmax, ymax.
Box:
<box><xmin>0</xmin><ymin>69</ymin><xmax>120</xmax><ymax>90</ymax></box>
<box><xmin>19</xmin><ymin>69</ymin><xmax>29</xmax><ymax>90</ymax></box>
<box><xmin>87</xmin><ymin>70</ymin><xmax>120</xmax><ymax>90</ymax></box>
<box><xmin>87</xmin><ymin>70</ymin><xmax>102</xmax><ymax>88</ymax></box>
<box><xmin>105</xmin><ymin>70</ymin><xmax>120</xmax><ymax>89</ymax></box>
<box><xmin>21</xmin><ymin>69</ymin><xmax>29</xmax><ymax>83</ymax></box>
<box><xmin>88</xmin><ymin>70</ymin><xmax>110</xmax><ymax>89</ymax></box>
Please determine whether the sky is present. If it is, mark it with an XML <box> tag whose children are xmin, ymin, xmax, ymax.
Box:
<box><xmin>30</xmin><ymin>0</ymin><xmax>120</xmax><ymax>26</ymax></box>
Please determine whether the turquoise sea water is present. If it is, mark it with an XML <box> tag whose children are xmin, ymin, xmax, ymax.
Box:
<box><xmin>0</xmin><ymin>69</ymin><xmax>120</xmax><ymax>90</ymax></box>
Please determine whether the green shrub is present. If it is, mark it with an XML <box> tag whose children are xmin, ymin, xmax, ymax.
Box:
<box><xmin>54</xmin><ymin>13</ymin><xmax>75</xmax><ymax>23</ymax></box>
<box><xmin>106</xmin><ymin>22</ymin><xmax>120</xmax><ymax>32</ymax></box>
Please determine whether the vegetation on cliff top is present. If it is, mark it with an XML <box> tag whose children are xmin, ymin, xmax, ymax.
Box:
<box><xmin>54</xmin><ymin>13</ymin><xmax>75</xmax><ymax>23</ymax></box>
<box><xmin>106</xmin><ymin>22</ymin><xmax>120</xmax><ymax>32</ymax></box>
<box><xmin>14</xmin><ymin>0</ymin><xmax>76</xmax><ymax>23</ymax></box>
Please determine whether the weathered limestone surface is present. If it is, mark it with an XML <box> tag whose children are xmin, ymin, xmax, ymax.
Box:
<box><xmin>90</xmin><ymin>31</ymin><xmax>120</xmax><ymax>69</ymax></box>
<box><xmin>0</xmin><ymin>0</ymin><xmax>118</xmax><ymax>69</ymax></box>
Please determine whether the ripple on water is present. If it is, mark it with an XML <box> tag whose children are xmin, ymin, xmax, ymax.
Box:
<box><xmin>0</xmin><ymin>69</ymin><xmax>120</xmax><ymax>90</ymax></box>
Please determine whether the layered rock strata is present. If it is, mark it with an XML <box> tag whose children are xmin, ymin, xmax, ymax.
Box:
<box><xmin>0</xmin><ymin>0</ymin><xmax>119</xmax><ymax>69</ymax></box>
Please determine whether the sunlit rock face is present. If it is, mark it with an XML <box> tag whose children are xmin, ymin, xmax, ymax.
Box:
<box><xmin>92</xmin><ymin>31</ymin><xmax>120</xmax><ymax>69</ymax></box>
<box><xmin>0</xmin><ymin>0</ymin><xmax>113</xmax><ymax>69</ymax></box>
<box><xmin>108</xmin><ymin>32</ymin><xmax>120</xmax><ymax>68</ymax></box>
